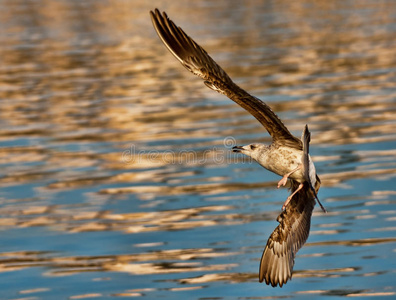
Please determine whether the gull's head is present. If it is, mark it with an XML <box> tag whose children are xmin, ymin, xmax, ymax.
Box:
<box><xmin>232</xmin><ymin>143</ymin><xmax>267</xmax><ymax>160</ymax></box>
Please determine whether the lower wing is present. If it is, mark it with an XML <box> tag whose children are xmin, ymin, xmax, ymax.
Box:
<box><xmin>259</xmin><ymin>180</ymin><xmax>317</xmax><ymax>287</ymax></box>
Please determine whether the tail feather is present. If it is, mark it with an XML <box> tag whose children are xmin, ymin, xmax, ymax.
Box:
<box><xmin>302</xmin><ymin>125</ymin><xmax>326</xmax><ymax>213</ymax></box>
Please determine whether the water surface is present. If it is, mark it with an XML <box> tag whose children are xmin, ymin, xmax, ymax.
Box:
<box><xmin>0</xmin><ymin>0</ymin><xmax>395</xmax><ymax>299</ymax></box>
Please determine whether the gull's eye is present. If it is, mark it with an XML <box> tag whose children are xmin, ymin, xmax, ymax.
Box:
<box><xmin>250</xmin><ymin>145</ymin><xmax>257</xmax><ymax>150</ymax></box>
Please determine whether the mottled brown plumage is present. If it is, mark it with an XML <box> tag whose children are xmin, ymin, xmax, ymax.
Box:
<box><xmin>259</xmin><ymin>179</ymin><xmax>319</xmax><ymax>286</ymax></box>
<box><xmin>150</xmin><ymin>9</ymin><xmax>302</xmax><ymax>150</ymax></box>
<box><xmin>150</xmin><ymin>9</ymin><xmax>325</xmax><ymax>287</ymax></box>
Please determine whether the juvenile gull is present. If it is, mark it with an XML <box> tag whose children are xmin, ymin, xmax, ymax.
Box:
<box><xmin>150</xmin><ymin>9</ymin><xmax>326</xmax><ymax>287</ymax></box>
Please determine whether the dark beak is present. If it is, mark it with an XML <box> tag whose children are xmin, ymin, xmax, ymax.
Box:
<box><xmin>232</xmin><ymin>146</ymin><xmax>244</xmax><ymax>153</ymax></box>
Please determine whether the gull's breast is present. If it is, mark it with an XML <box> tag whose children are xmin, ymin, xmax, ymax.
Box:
<box><xmin>259</xmin><ymin>146</ymin><xmax>305</xmax><ymax>182</ymax></box>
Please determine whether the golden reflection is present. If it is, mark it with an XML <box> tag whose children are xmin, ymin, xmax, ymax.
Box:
<box><xmin>69</xmin><ymin>294</ymin><xmax>102</xmax><ymax>299</ymax></box>
<box><xmin>180</xmin><ymin>273</ymin><xmax>255</xmax><ymax>284</ymax></box>
<box><xmin>0</xmin><ymin>203</ymin><xmax>246</xmax><ymax>233</ymax></box>
<box><xmin>99</xmin><ymin>182</ymin><xmax>274</xmax><ymax>196</ymax></box>
<box><xmin>1</xmin><ymin>248</ymin><xmax>374</xmax><ymax>286</ymax></box>
<box><xmin>19</xmin><ymin>288</ymin><xmax>50</xmax><ymax>295</ymax></box>
<box><xmin>106</xmin><ymin>261</ymin><xmax>237</xmax><ymax>275</ymax></box>
<box><xmin>0</xmin><ymin>247</ymin><xmax>237</xmax><ymax>277</ymax></box>
<box><xmin>0</xmin><ymin>1</ymin><xmax>395</xmax><ymax>151</ymax></box>
<box><xmin>1</xmin><ymin>237</ymin><xmax>394</xmax><ymax>278</ymax></box>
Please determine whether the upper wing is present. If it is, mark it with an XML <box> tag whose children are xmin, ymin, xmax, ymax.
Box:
<box><xmin>150</xmin><ymin>9</ymin><xmax>302</xmax><ymax>149</ymax></box>
<box><xmin>259</xmin><ymin>179</ymin><xmax>319</xmax><ymax>287</ymax></box>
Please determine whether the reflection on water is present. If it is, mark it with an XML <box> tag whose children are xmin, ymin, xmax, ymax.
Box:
<box><xmin>0</xmin><ymin>0</ymin><xmax>396</xmax><ymax>299</ymax></box>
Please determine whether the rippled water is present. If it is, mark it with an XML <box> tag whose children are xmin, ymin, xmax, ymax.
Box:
<box><xmin>1</xmin><ymin>0</ymin><xmax>396</xmax><ymax>299</ymax></box>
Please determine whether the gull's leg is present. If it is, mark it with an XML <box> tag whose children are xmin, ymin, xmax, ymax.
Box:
<box><xmin>277</xmin><ymin>164</ymin><xmax>302</xmax><ymax>188</ymax></box>
<box><xmin>282</xmin><ymin>183</ymin><xmax>304</xmax><ymax>210</ymax></box>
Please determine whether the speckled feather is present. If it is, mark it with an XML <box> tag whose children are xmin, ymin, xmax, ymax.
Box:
<box><xmin>259</xmin><ymin>179</ymin><xmax>319</xmax><ymax>286</ymax></box>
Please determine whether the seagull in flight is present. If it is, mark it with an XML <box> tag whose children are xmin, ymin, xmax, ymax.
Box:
<box><xmin>150</xmin><ymin>9</ymin><xmax>326</xmax><ymax>287</ymax></box>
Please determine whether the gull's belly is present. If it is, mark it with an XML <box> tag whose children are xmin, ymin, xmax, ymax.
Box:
<box><xmin>259</xmin><ymin>146</ymin><xmax>305</xmax><ymax>182</ymax></box>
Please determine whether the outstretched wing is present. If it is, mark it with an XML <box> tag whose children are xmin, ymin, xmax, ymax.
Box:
<box><xmin>150</xmin><ymin>9</ymin><xmax>302</xmax><ymax>149</ymax></box>
<box><xmin>259</xmin><ymin>179</ymin><xmax>319</xmax><ymax>287</ymax></box>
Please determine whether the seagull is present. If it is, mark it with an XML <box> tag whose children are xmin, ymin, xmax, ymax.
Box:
<box><xmin>150</xmin><ymin>9</ymin><xmax>326</xmax><ymax>287</ymax></box>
